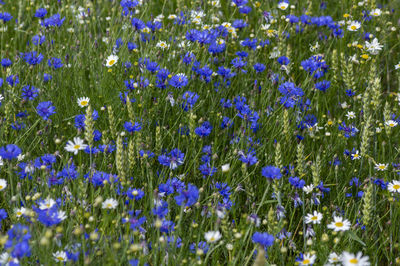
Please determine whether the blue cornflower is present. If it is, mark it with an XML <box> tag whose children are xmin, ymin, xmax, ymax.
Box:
<box><xmin>36</xmin><ymin>101</ymin><xmax>56</xmax><ymax>121</ymax></box>
<box><xmin>238</xmin><ymin>150</ymin><xmax>258</xmax><ymax>166</ymax></box>
<box><xmin>124</xmin><ymin>121</ymin><xmax>142</xmax><ymax>133</ymax></box>
<box><xmin>0</xmin><ymin>209</ymin><xmax>8</xmax><ymax>228</ymax></box>
<box><xmin>48</xmin><ymin>57</ymin><xmax>63</xmax><ymax>69</ymax></box>
<box><xmin>169</xmin><ymin>73</ymin><xmax>188</xmax><ymax>88</ymax></box>
<box><xmin>34</xmin><ymin>8</ymin><xmax>47</xmax><ymax>18</ymax></box>
<box><xmin>181</xmin><ymin>91</ymin><xmax>199</xmax><ymax>111</ymax></box>
<box><xmin>32</xmin><ymin>35</ymin><xmax>46</xmax><ymax>45</ymax></box>
<box><xmin>199</xmin><ymin>163</ymin><xmax>217</xmax><ymax>177</ymax></box>
<box><xmin>126</xmin><ymin>188</ymin><xmax>145</xmax><ymax>200</ymax></box>
<box><xmin>288</xmin><ymin>176</ymin><xmax>305</xmax><ymax>189</ymax></box>
<box><xmin>0</xmin><ymin>12</ymin><xmax>13</xmax><ymax>22</ymax></box>
<box><xmin>232</xmin><ymin>0</ymin><xmax>248</xmax><ymax>7</ymax></box>
<box><xmin>0</xmin><ymin>144</ymin><xmax>22</xmax><ymax>160</ymax></box>
<box><xmin>43</xmin><ymin>73</ymin><xmax>52</xmax><ymax>82</ymax></box>
<box><xmin>252</xmin><ymin>232</ymin><xmax>274</xmax><ymax>248</ymax></box>
<box><xmin>122</xmin><ymin>210</ymin><xmax>146</xmax><ymax>232</ymax></box>
<box><xmin>21</xmin><ymin>85</ymin><xmax>39</xmax><ymax>101</ymax></box>
<box><xmin>21</xmin><ymin>51</ymin><xmax>44</xmax><ymax>65</ymax></box>
<box><xmin>253</xmin><ymin>63</ymin><xmax>266</xmax><ymax>73</ymax></box>
<box><xmin>195</xmin><ymin>121</ymin><xmax>213</xmax><ymax>137</ymax></box>
<box><xmin>131</xmin><ymin>17</ymin><xmax>146</xmax><ymax>31</ymax></box>
<box><xmin>315</xmin><ymin>80</ymin><xmax>331</xmax><ymax>92</ymax></box>
<box><xmin>174</xmin><ymin>183</ymin><xmax>199</xmax><ymax>207</ymax></box>
<box><xmin>261</xmin><ymin>166</ymin><xmax>282</xmax><ymax>180</ymax></box>
<box><xmin>158</xmin><ymin>148</ymin><xmax>185</xmax><ymax>170</ymax></box>
<box><xmin>1</xmin><ymin>58</ymin><xmax>12</xmax><ymax>68</ymax></box>
<box><xmin>277</xmin><ymin>56</ymin><xmax>290</xmax><ymax>65</ymax></box>
<box><xmin>190</xmin><ymin>241</ymin><xmax>209</xmax><ymax>254</ymax></box>
<box><xmin>41</xmin><ymin>13</ymin><xmax>65</xmax><ymax>27</ymax></box>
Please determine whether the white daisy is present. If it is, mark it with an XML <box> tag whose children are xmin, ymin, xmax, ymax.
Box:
<box><xmin>204</xmin><ymin>230</ymin><xmax>222</xmax><ymax>243</ymax></box>
<box><xmin>102</xmin><ymin>198</ymin><xmax>118</xmax><ymax>209</ymax></box>
<box><xmin>305</xmin><ymin>211</ymin><xmax>323</xmax><ymax>224</ymax></box>
<box><xmin>65</xmin><ymin>137</ymin><xmax>88</xmax><ymax>155</ymax></box>
<box><xmin>365</xmin><ymin>38</ymin><xmax>383</xmax><ymax>55</ymax></box>
<box><xmin>351</xmin><ymin>150</ymin><xmax>361</xmax><ymax>160</ymax></box>
<box><xmin>105</xmin><ymin>54</ymin><xmax>118</xmax><ymax>67</ymax></box>
<box><xmin>385</xmin><ymin>120</ymin><xmax>398</xmax><ymax>128</ymax></box>
<box><xmin>346</xmin><ymin>111</ymin><xmax>356</xmax><ymax>119</ymax></box>
<box><xmin>374</xmin><ymin>163</ymin><xmax>388</xmax><ymax>171</ymax></box>
<box><xmin>39</xmin><ymin>198</ymin><xmax>57</xmax><ymax>210</ymax></box>
<box><xmin>327</xmin><ymin>216</ymin><xmax>351</xmax><ymax>232</ymax></box>
<box><xmin>277</xmin><ymin>1</ymin><xmax>289</xmax><ymax>10</ymax></box>
<box><xmin>388</xmin><ymin>180</ymin><xmax>400</xmax><ymax>193</ymax></box>
<box><xmin>370</xmin><ymin>8</ymin><xmax>381</xmax><ymax>17</ymax></box>
<box><xmin>221</xmin><ymin>164</ymin><xmax>230</xmax><ymax>172</ymax></box>
<box><xmin>395</xmin><ymin>62</ymin><xmax>400</xmax><ymax>70</ymax></box>
<box><xmin>57</xmin><ymin>210</ymin><xmax>68</xmax><ymax>221</ymax></box>
<box><xmin>156</xmin><ymin>41</ymin><xmax>170</xmax><ymax>50</ymax></box>
<box><xmin>77</xmin><ymin>97</ymin><xmax>90</xmax><ymax>108</ymax></box>
<box><xmin>303</xmin><ymin>184</ymin><xmax>314</xmax><ymax>194</ymax></box>
<box><xmin>53</xmin><ymin>251</ymin><xmax>68</xmax><ymax>263</ymax></box>
<box><xmin>15</xmin><ymin>207</ymin><xmax>26</xmax><ymax>217</ymax></box>
<box><xmin>0</xmin><ymin>252</ymin><xmax>19</xmax><ymax>266</ymax></box>
<box><xmin>0</xmin><ymin>179</ymin><xmax>7</xmax><ymax>191</ymax></box>
<box><xmin>341</xmin><ymin>251</ymin><xmax>370</xmax><ymax>266</ymax></box>
<box><xmin>299</xmin><ymin>253</ymin><xmax>316</xmax><ymax>265</ymax></box>
<box><xmin>347</xmin><ymin>21</ymin><xmax>361</xmax><ymax>31</ymax></box>
<box><xmin>328</xmin><ymin>252</ymin><xmax>341</xmax><ymax>264</ymax></box>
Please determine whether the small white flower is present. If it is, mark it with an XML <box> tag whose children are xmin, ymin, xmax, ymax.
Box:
<box><xmin>303</xmin><ymin>184</ymin><xmax>314</xmax><ymax>194</ymax></box>
<box><xmin>77</xmin><ymin>97</ymin><xmax>90</xmax><ymax>108</ymax></box>
<box><xmin>0</xmin><ymin>252</ymin><xmax>19</xmax><ymax>266</ymax></box>
<box><xmin>328</xmin><ymin>252</ymin><xmax>341</xmax><ymax>264</ymax></box>
<box><xmin>204</xmin><ymin>230</ymin><xmax>222</xmax><ymax>243</ymax></box>
<box><xmin>105</xmin><ymin>54</ymin><xmax>118</xmax><ymax>67</ymax></box>
<box><xmin>365</xmin><ymin>38</ymin><xmax>383</xmax><ymax>55</ymax></box>
<box><xmin>370</xmin><ymin>8</ymin><xmax>381</xmax><ymax>17</ymax></box>
<box><xmin>15</xmin><ymin>207</ymin><xmax>26</xmax><ymax>217</ymax></box>
<box><xmin>351</xmin><ymin>150</ymin><xmax>361</xmax><ymax>160</ymax></box>
<box><xmin>347</xmin><ymin>21</ymin><xmax>361</xmax><ymax>31</ymax></box>
<box><xmin>53</xmin><ymin>251</ymin><xmax>68</xmax><ymax>263</ymax></box>
<box><xmin>39</xmin><ymin>198</ymin><xmax>56</xmax><ymax>210</ymax></box>
<box><xmin>374</xmin><ymin>163</ymin><xmax>388</xmax><ymax>171</ymax></box>
<box><xmin>341</xmin><ymin>251</ymin><xmax>370</xmax><ymax>266</ymax></box>
<box><xmin>327</xmin><ymin>216</ymin><xmax>351</xmax><ymax>232</ymax></box>
<box><xmin>156</xmin><ymin>41</ymin><xmax>170</xmax><ymax>50</ymax></box>
<box><xmin>346</xmin><ymin>111</ymin><xmax>356</xmax><ymax>119</ymax></box>
<box><xmin>65</xmin><ymin>137</ymin><xmax>88</xmax><ymax>155</ymax></box>
<box><xmin>299</xmin><ymin>253</ymin><xmax>316</xmax><ymax>265</ymax></box>
<box><xmin>395</xmin><ymin>62</ymin><xmax>400</xmax><ymax>70</ymax></box>
<box><xmin>305</xmin><ymin>211</ymin><xmax>323</xmax><ymax>224</ymax></box>
<box><xmin>0</xmin><ymin>179</ymin><xmax>7</xmax><ymax>191</ymax></box>
<box><xmin>388</xmin><ymin>180</ymin><xmax>400</xmax><ymax>193</ymax></box>
<box><xmin>385</xmin><ymin>120</ymin><xmax>398</xmax><ymax>128</ymax></box>
<box><xmin>102</xmin><ymin>198</ymin><xmax>118</xmax><ymax>209</ymax></box>
<box><xmin>277</xmin><ymin>1</ymin><xmax>289</xmax><ymax>10</ymax></box>
<box><xmin>221</xmin><ymin>164</ymin><xmax>230</xmax><ymax>172</ymax></box>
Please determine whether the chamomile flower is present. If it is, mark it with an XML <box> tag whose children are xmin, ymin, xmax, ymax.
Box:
<box><xmin>303</xmin><ymin>184</ymin><xmax>314</xmax><ymax>194</ymax></box>
<box><xmin>385</xmin><ymin>120</ymin><xmax>398</xmax><ymax>127</ymax></box>
<box><xmin>156</xmin><ymin>41</ymin><xmax>170</xmax><ymax>50</ymax></box>
<box><xmin>0</xmin><ymin>253</ymin><xmax>19</xmax><ymax>265</ymax></box>
<box><xmin>341</xmin><ymin>251</ymin><xmax>370</xmax><ymax>266</ymax></box>
<box><xmin>374</xmin><ymin>163</ymin><xmax>388</xmax><ymax>171</ymax></box>
<box><xmin>53</xmin><ymin>251</ymin><xmax>68</xmax><ymax>263</ymax></box>
<box><xmin>388</xmin><ymin>180</ymin><xmax>400</xmax><ymax>193</ymax></box>
<box><xmin>15</xmin><ymin>207</ymin><xmax>26</xmax><ymax>217</ymax></box>
<box><xmin>299</xmin><ymin>253</ymin><xmax>316</xmax><ymax>265</ymax></box>
<box><xmin>328</xmin><ymin>252</ymin><xmax>341</xmax><ymax>264</ymax></box>
<box><xmin>347</xmin><ymin>21</ymin><xmax>361</xmax><ymax>31</ymax></box>
<box><xmin>65</xmin><ymin>137</ymin><xmax>88</xmax><ymax>155</ymax></box>
<box><xmin>327</xmin><ymin>216</ymin><xmax>351</xmax><ymax>232</ymax></box>
<box><xmin>277</xmin><ymin>1</ymin><xmax>289</xmax><ymax>10</ymax></box>
<box><xmin>395</xmin><ymin>62</ymin><xmax>400</xmax><ymax>70</ymax></box>
<box><xmin>351</xmin><ymin>150</ymin><xmax>361</xmax><ymax>160</ymax></box>
<box><xmin>39</xmin><ymin>198</ymin><xmax>57</xmax><ymax>210</ymax></box>
<box><xmin>77</xmin><ymin>97</ymin><xmax>90</xmax><ymax>108</ymax></box>
<box><xmin>365</xmin><ymin>38</ymin><xmax>383</xmax><ymax>55</ymax></box>
<box><xmin>345</xmin><ymin>111</ymin><xmax>356</xmax><ymax>119</ymax></box>
<box><xmin>204</xmin><ymin>231</ymin><xmax>222</xmax><ymax>243</ymax></box>
<box><xmin>305</xmin><ymin>211</ymin><xmax>323</xmax><ymax>224</ymax></box>
<box><xmin>0</xmin><ymin>179</ymin><xmax>6</xmax><ymax>191</ymax></box>
<box><xmin>102</xmin><ymin>198</ymin><xmax>118</xmax><ymax>209</ymax></box>
<box><xmin>370</xmin><ymin>8</ymin><xmax>381</xmax><ymax>17</ymax></box>
<box><xmin>105</xmin><ymin>54</ymin><xmax>118</xmax><ymax>67</ymax></box>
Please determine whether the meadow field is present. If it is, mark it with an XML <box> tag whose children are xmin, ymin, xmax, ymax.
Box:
<box><xmin>0</xmin><ymin>0</ymin><xmax>400</xmax><ymax>265</ymax></box>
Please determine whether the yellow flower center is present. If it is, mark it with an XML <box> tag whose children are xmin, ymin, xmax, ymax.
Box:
<box><xmin>349</xmin><ymin>258</ymin><xmax>358</xmax><ymax>263</ymax></box>
<box><xmin>303</xmin><ymin>259</ymin><xmax>310</xmax><ymax>264</ymax></box>
<box><xmin>108</xmin><ymin>59</ymin><xmax>115</xmax><ymax>65</ymax></box>
<box><xmin>393</xmin><ymin>184</ymin><xmax>400</xmax><ymax>190</ymax></box>
<box><xmin>353</xmin><ymin>154</ymin><xmax>359</xmax><ymax>158</ymax></box>
<box><xmin>361</xmin><ymin>54</ymin><xmax>369</xmax><ymax>59</ymax></box>
<box><xmin>74</xmin><ymin>145</ymin><xmax>81</xmax><ymax>150</ymax></box>
<box><xmin>0</xmin><ymin>185</ymin><xmax>3</xmax><ymax>189</ymax></box>
<box><xmin>351</xmin><ymin>25</ymin><xmax>357</xmax><ymax>30</ymax></box>
<box><xmin>210</xmin><ymin>237</ymin><xmax>215</xmax><ymax>241</ymax></box>
<box><xmin>107</xmin><ymin>203</ymin><xmax>112</xmax><ymax>208</ymax></box>
<box><xmin>57</xmin><ymin>257</ymin><xmax>65</xmax><ymax>261</ymax></box>
<box><xmin>311</xmin><ymin>216</ymin><xmax>318</xmax><ymax>220</ymax></box>
<box><xmin>378</xmin><ymin>165</ymin><xmax>386</xmax><ymax>169</ymax></box>
<box><xmin>80</xmin><ymin>100</ymin><xmax>88</xmax><ymax>106</ymax></box>
<box><xmin>335</xmin><ymin>222</ymin><xmax>343</xmax><ymax>227</ymax></box>
<box><xmin>17</xmin><ymin>211</ymin><xmax>22</xmax><ymax>216</ymax></box>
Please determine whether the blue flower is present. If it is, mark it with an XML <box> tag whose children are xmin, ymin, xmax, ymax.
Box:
<box><xmin>34</xmin><ymin>8</ymin><xmax>47</xmax><ymax>18</ymax></box>
<box><xmin>126</xmin><ymin>188</ymin><xmax>145</xmax><ymax>200</ymax></box>
<box><xmin>41</xmin><ymin>14</ymin><xmax>65</xmax><ymax>27</ymax></box>
<box><xmin>253</xmin><ymin>63</ymin><xmax>266</xmax><ymax>73</ymax></box>
<box><xmin>195</xmin><ymin>121</ymin><xmax>213</xmax><ymax>137</ymax></box>
<box><xmin>1</xmin><ymin>58</ymin><xmax>12</xmax><ymax>68</ymax></box>
<box><xmin>0</xmin><ymin>144</ymin><xmax>22</xmax><ymax>160</ymax></box>
<box><xmin>252</xmin><ymin>232</ymin><xmax>274</xmax><ymax>248</ymax></box>
<box><xmin>124</xmin><ymin>121</ymin><xmax>142</xmax><ymax>133</ymax></box>
<box><xmin>20</xmin><ymin>51</ymin><xmax>44</xmax><ymax>65</ymax></box>
<box><xmin>174</xmin><ymin>183</ymin><xmax>199</xmax><ymax>207</ymax></box>
<box><xmin>261</xmin><ymin>166</ymin><xmax>282</xmax><ymax>180</ymax></box>
<box><xmin>158</xmin><ymin>148</ymin><xmax>185</xmax><ymax>170</ymax></box>
<box><xmin>315</xmin><ymin>80</ymin><xmax>331</xmax><ymax>92</ymax></box>
<box><xmin>21</xmin><ymin>85</ymin><xmax>39</xmax><ymax>101</ymax></box>
<box><xmin>36</xmin><ymin>101</ymin><xmax>56</xmax><ymax>121</ymax></box>
<box><xmin>48</xmin><ymin>57</ymin><xmax>63</xmax><ymax>69</ymax></box>
<box><xmin>181</xmin><ymin>91</ymin><xmax>199</xmax><ymax>111</ymax></box>
<box><xmin>169</xmin><ymin>73</ymin><xmax>188</xmax><ymax>88</ymax></box>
